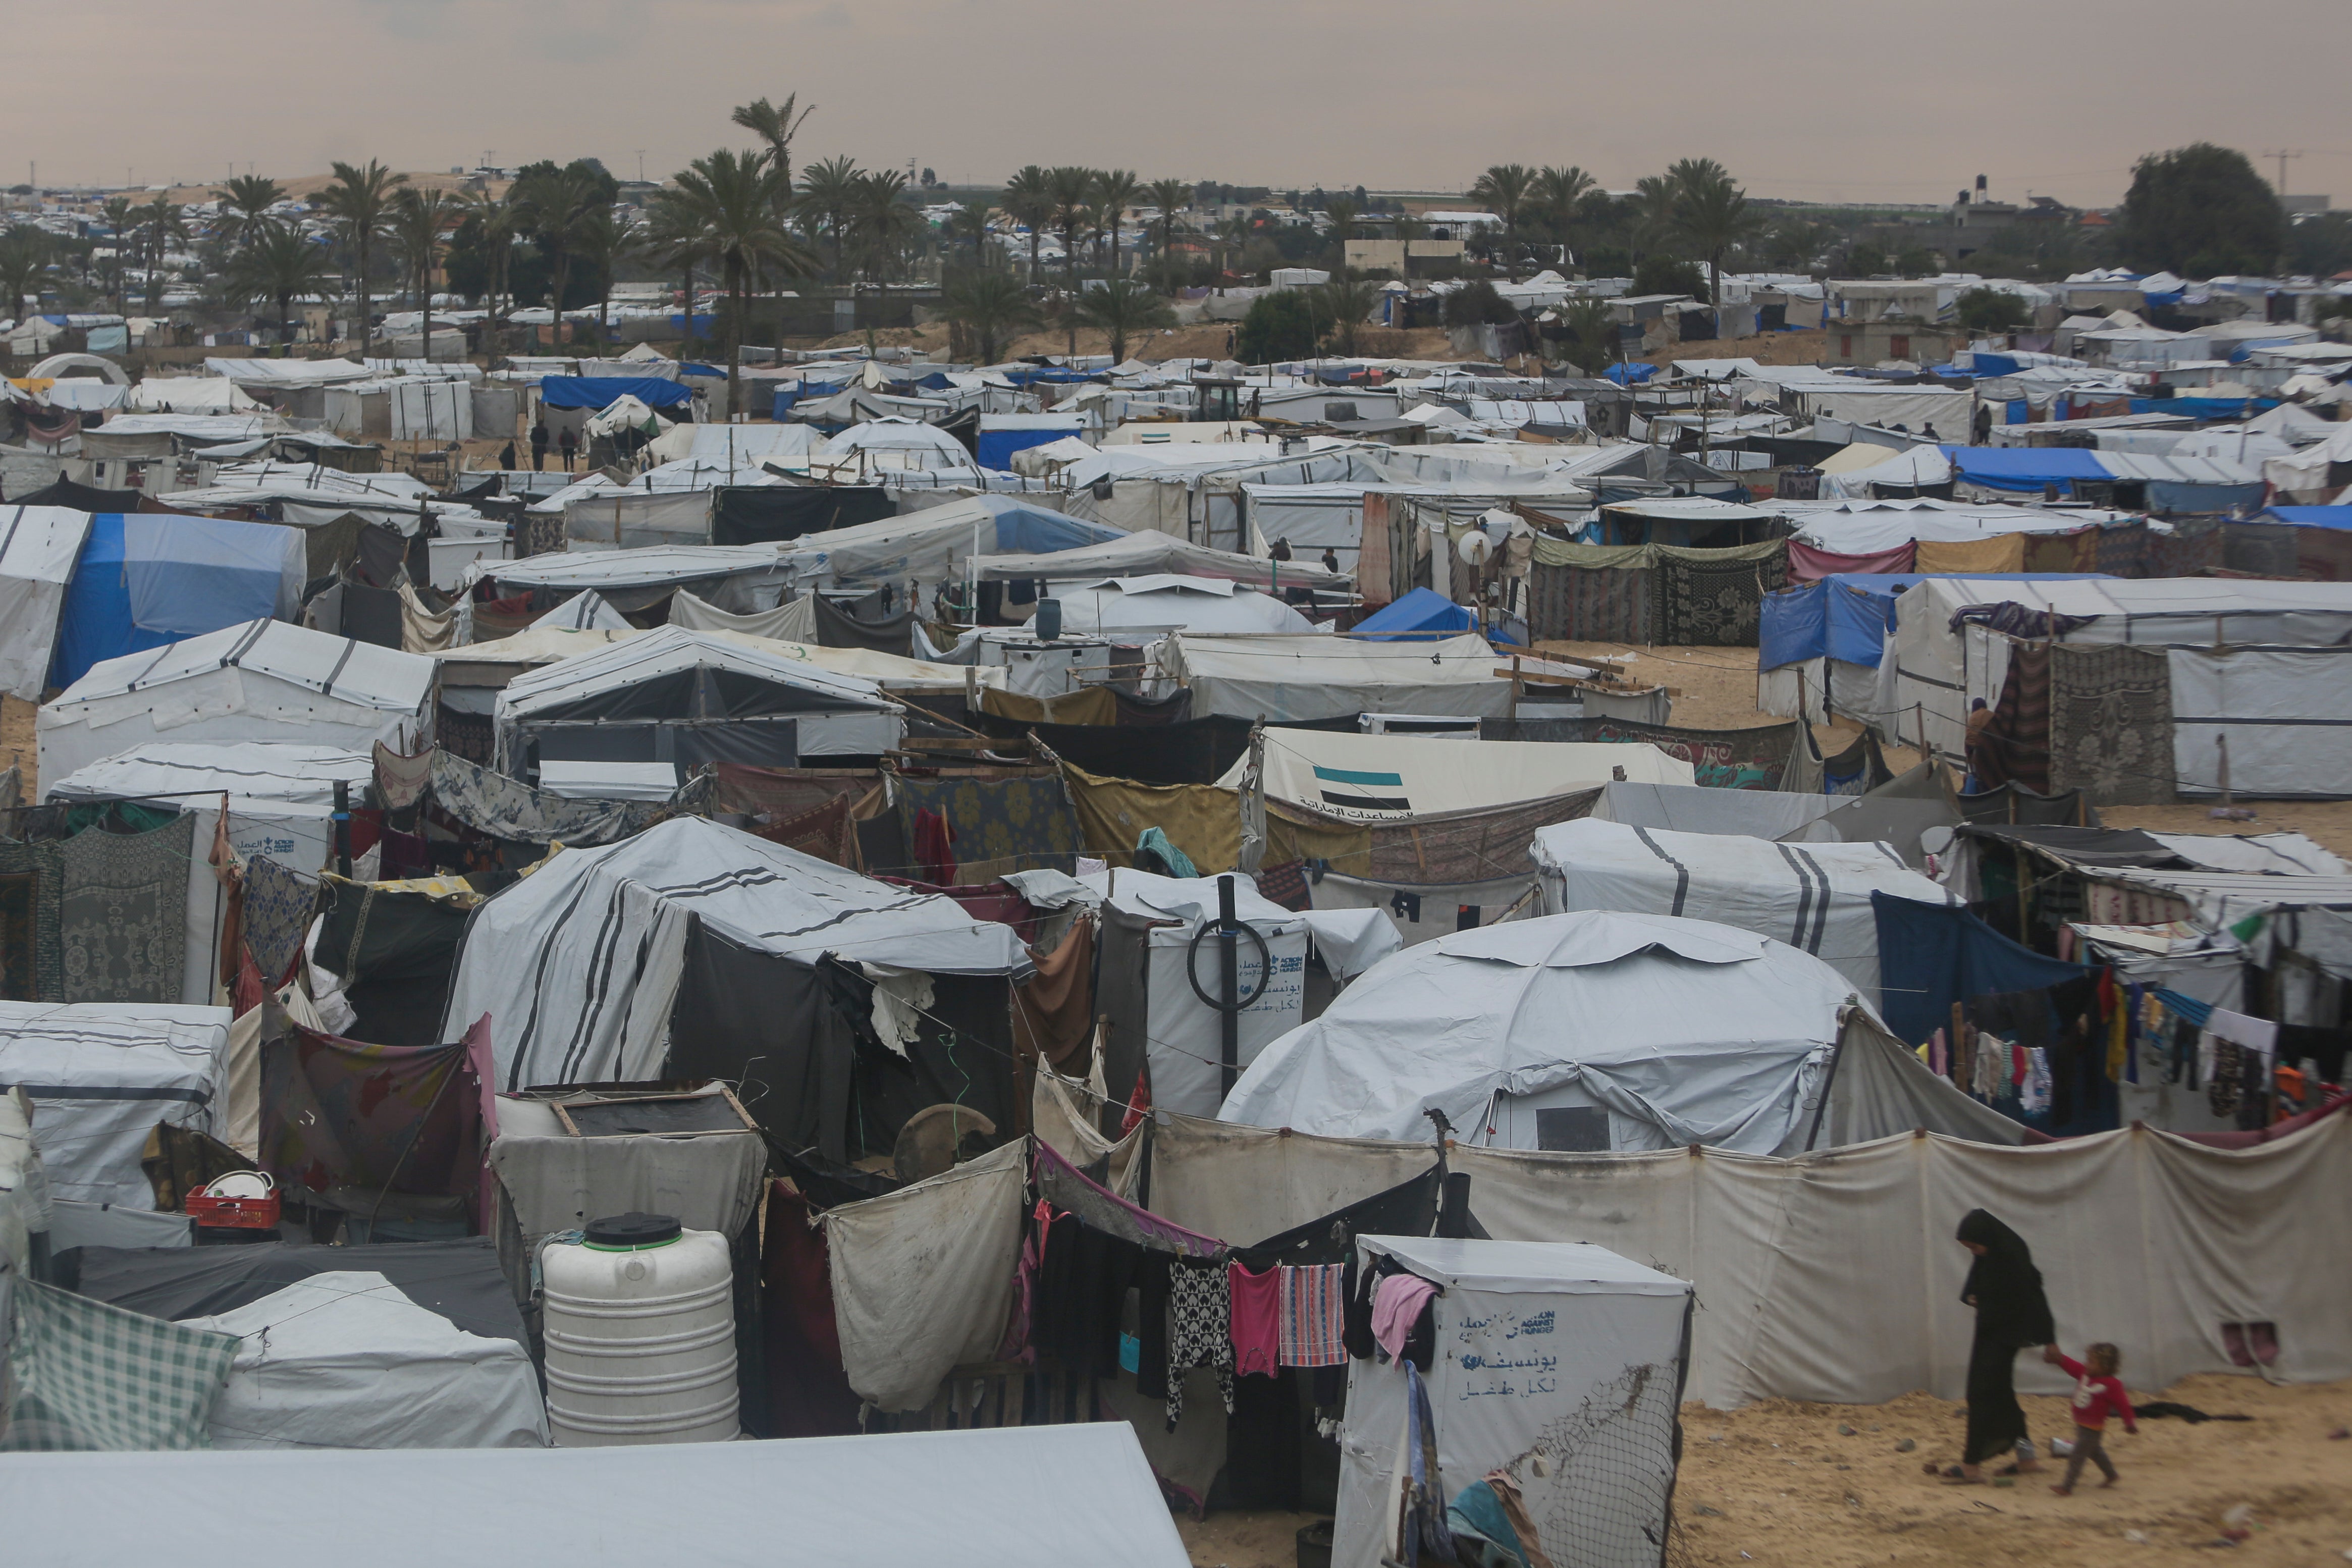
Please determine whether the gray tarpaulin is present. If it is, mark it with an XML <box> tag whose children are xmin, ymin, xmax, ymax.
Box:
<box><xmin>489</xmin><ymin>1116</ymin><xmax>766</xmax><ymax>1247</ymax></box>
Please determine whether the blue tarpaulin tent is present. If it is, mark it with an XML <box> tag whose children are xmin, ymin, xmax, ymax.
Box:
<box><xmin>2264</xmin><ymin>507</ymin><xmax>2352</xmax><ymax>530</ymax></box>
<box><xmin>1604</xmin><ymin>362</ymin><xmax>1658</xmax><ymax>385</ymax></box>
<box><xmin>975</xmin><ymin>415</ymin><xmax>1084</xmax><ymax>472</ymax></box>
<box><xmin>539</xmin><ymin>376</ymin><xmax>694</xmax><ymax>411</ymax></box>
<box><xmin>50</xmin><ymin>514</ymin><xmax>301</xmax><ymax>688</ymax></box>
<box><xmin>1939</xmin><ymin>445</ymin><xmax>2110</xmax><ymax>493</ymax></box>
<box><xmin>1346</xmin><ymin>586</ymin><xmax>1521</xmax><ymax>645</ymax></box>
<box><xmin>1759</xmin><ymin>573</ymin><xmax>2109</xmax><ymax>672</ymax></box>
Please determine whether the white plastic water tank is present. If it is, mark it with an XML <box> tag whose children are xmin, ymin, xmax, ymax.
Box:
<box><xmin>542</xmin><ymin>1212</ymin><xmax>739</xmax><ymax>1446</ymax></box>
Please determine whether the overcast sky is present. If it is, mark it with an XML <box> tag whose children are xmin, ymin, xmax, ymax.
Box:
<box><xmin>12</xmin><ymin>0</ymin><xmax>2349</xmax><ymax>208</ymax></box>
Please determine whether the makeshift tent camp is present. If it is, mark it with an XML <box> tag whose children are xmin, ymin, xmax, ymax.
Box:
<box><xmin>37</xmin><ymin>621</ymin><xmax>435</xmax><ymax>796</ymax></box>
<box><xmin>442</xmin><ymin>816</ymin><xmax>1034</xmax><ymax>1091</ymax></box>
<box><xmin>492</xmin><ymin>625</ymin><xmax>905</xmax><ymax>775</ymax></box>
<box><xmin>1334</xmin><ymin>1237</ymin><xmax>1691</xmax><ymax>1568</ymax></box>
<box><xmin>1158</xmin><ymin>632</ymin><xmax>1514</xmax><ymax>722</ymax></box>
<box><xmin>1221</xmin><ymin>911</ymin><xmax>2023</xmax><ymax>1153</ymax></box>
<box><xmin>1048</xmin><ymin>576</ymin><xmax>1314</xmax><ymax>637</ymax></box>
<box><xmin>1348</xmin><ymin>586</ymin><xmax>1502</xmax><ymax>642</ymax></box>
<box><xmin>491</xmin><ymin>544</ymin><xmax>795</xmax><ymax>613</ymax></box>
<box><xmin>1221</xmin><ymin>728</ymin><xmax>1691</xmax><ymax>821</ymax></box>
<box><xmin>48</xmin><ymin>514</ymin><xmax>307</xmax><ymax>690</ymax></box>
<box><xmin>0</xmin><ymin>506</ymin><xmax>93</xmax><ymax>699</ymax></box>
<box><xmin>1523</xmin><ymin>538</ymin><xmax>1788</xmax><ymax>646</ymax></box>
<box><xmin>782</xmin><ymin>494</ymin><xmax>1124</xmax><ymax>593</ymax></box>
<box><xmin>1530</xmin><ymin>818</ymin><xmax>1954</xmax><ymax>1006</ymax></box>
<box><xmin>181</xmin><ymin>1271</ymin><xmax>549</xmax><ymax>1449</ymax></box>
<box><xmin>976</xmin><ymin>413</ymin><xmax>1085</xmax><ymax>470</ymax></box>
<box><xmin>0</xmin><ymin>1423</ymin><xmax>1192</xmax><ymax>1568</ymax></box>
<box><xmin>537</xmin><ymin>375</ymin><xmax>692</xmax><ymax>411</ymax></box>
<box><xmin>973</xmin><ymin>531</ymin><xmax>1351</xmax><ymax>594</ymax></box>
<box><xmin>0</xmin><ymin>1002</ymin><xmax>231</xmax><ymax>1206</ymax></box>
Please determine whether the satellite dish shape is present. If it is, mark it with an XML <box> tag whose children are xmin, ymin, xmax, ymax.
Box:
<box><xmin>1456</xmin><ymin>529</ymin><xmax>1494</xmax><ymax>567</ymax></box>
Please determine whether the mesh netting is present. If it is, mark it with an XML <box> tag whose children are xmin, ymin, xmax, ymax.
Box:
<box><xmin>1502</xmin><ymin>1360</ymin><xmax>1683</xmax><ymax>1568</ymax></box>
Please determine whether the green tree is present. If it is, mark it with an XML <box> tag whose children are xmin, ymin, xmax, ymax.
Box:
<box><xmin>1235</xmin><ymin>289</ymin><xmax>1320</xmax><ymax>362</ymax></box>
<box><xmin>1667</xmin><ymin>157</ymin><xmax>1756</xmax><ymax>309</ymax></box>
<box><xmin>850</xmin><ymin>169</ymin><xmax>919</xmax><ymax>282</ymax></box>
<box><xmin>1628</xmin><ymin>175</ymin><xmax>1677</xmax><ymax>264</ymax></box>
<box><xmin>1095</xmin><ymin>168</ymin><xmax>1141</xmax><ymax>278</ymax></box>
<box><xmin>216</xmin><ymin>174</ymin><xmax>285</xmax><ymax>249</ymax></box>
<box><xmin>1443</xmin><ymin>279</ymin><xmax>1520</xmax><ymax>327</ymax></box>
<box><xmin>1318</xmin><ymin>271</ymin><xmax>1380</xmax><ymax>356</ymax></box>
<box><xmin>572</xmin><ymin>205</ymin><xmax>642</xmax><ymax>344</ymax></box>
<box><xmin>938</xmin><ymin>268</ymin><xmax>1039</xmax><ymax>363</ymax></box>
<box><xmin>1075</xmin><ymin>278</ymin><xmax>1175</xmax><ymax>363</ymax></box>
<box><xmin>320</xmin><ymin>159</ymin><xmax>408</xmax><ymax>345</ymax></box>
<box><xmin>796</xmin><ymin>154</ymin><xmax>864</xmax><ymax>278</ymax></box>
<box><xmin>1532</xmin><ymin>165</ymin><xmax>1596</xmax><ymax>254</ymax></box>
<box><xmin>729</xmin><ymin>93</ymin><xmax>816</xmax><ymax>187</ymax></box>
<box><xmin>2119</xmin><ymin>144</ymin><xmax>2285</xmax><ymax>276</ymax></box>
<box><xmin>224</xmin><ymin>220</ymin><xmax>334</xmax><ymax>342</ymax></box>
<box><xmin>513</xmin><ymin>161</ymin><xmax>611</xmax><ymax>327</ymax></box>
<box><xmin>1555</xmin><ymin>295</ymin><xmax>1616</xmax><ymax>370</ymax></box>
<box><xmin>1631</xmin><ymin>255</ymin><xmax>1706</xmax><ymax>299</ymax></box>
<box><xmin>1047</xmin><ymin>165</ymin><xmax>1098</xmax><ymax>294</ymax></box>
<box><xmin>2286</xmin><ymin>212</ymin><xmax>2352</xmax><ymax>280</ymax></box>
<box><xmin>653</xmin><ymin>148</ymin><xmax>815</xmax><ymax>409</ymax></box>
<box><xmin>1892</xmin><ymin>244</ymin><xmax>1938</xmax><ymax>279</ymax></box>
<box><xmin>1845</xmin><ymin>239</ymin><xmax>1890</xmax><ymax>277</ymax></box>
<box><xmin>390</xmin><ymin>187</ymin><xmax>463</xmax><ymax>360</ymax></box>
<box><xmin>0</xmin><ymin>227</ymin><xmax>50</xmax><ymax>322</ymax></box>
<box><xmin>135</xmin><ymin>196</ymin><xmax>188</xmax><ymax>311</ymax></box>
<box><xmin>1321</xmin><ymin>197</ymin><xmax>1361</xmax><ymax>269</ymax></box>
<box><xmin>1954</xmin><ymin>286</ymin><xmax>2029</xmax><ymax>333</ymax></box>
<box><xmin>1469</xmin><ymin>163</ymin><xmax>1536</xmax><ymax>279</ymax></box>
<box><xmin>1002</xmin><ymin>165</ymin><xmax>1055</xmax><ymax>283</ymax></box>
<box><xmin>1146</xmin><ymin>178</ymin><xmax>1191</xmax><ymax>288</ymax></box>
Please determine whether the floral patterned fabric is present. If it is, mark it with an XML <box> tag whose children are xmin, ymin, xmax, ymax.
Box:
<box><xmin>0</xmin><ymin>836</ymin><xmax>66</xmax><ymax>1002</ymax></box>
<box><xmin>60</xmin><ymin>814</ymin><xmax>193</xmax><ymax>1004</ymax></box>
<box><xmin>240</xmin><ymin>854</ymin><xmax>320</xmax><ymax>987</ymax></box>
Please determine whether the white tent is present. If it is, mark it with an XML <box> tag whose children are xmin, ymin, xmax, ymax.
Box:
<box><xmin>643</xmin><ymin>420</ymin><xmax>818</xmax><ymax>467</ymax></box>
<box><xmin>492</xmin><ymin>625</ymin><xmax>904</xmax><ymax>771</ymax></box>
<box><xmin>443</xmin><ymin>817</ymin><xmax>1035</xmax><ymax>1091</ymax></box>
<box><xmin>0</xmin><ymin>505</ymin><xmax>94</xmax><ymax>700</ymax></box>
<box><xmin>1530</xmin><ymin>818</ymin><xmax>1952</xmax><ymax>1005</ymax></box>
<box><xmin>123</xmin><ymin>377</ymin><xmax>260</xmax><ymax>414</ymax></box>
<box><xmin>1050</xmin><ymin>576</ymin><xmax>1314</xmax><ymax>637</ymax></box>
<box><xmin>1335</xmin><ymin>1237</ymin><xmax>1691</xmax><ymax>1568</ymax></box>
<box><xmin>0</xmin><ymin>1424</ymin><xmax>1188</xmax><ymax>1568</ymax></box>
<box><xmin>974</xmin><ymin>531</ymin><xmax>1351</xmax><ymax>593</ymax></box>
<box><xmin>1158</xmin><ymin>632</ymin><xmax>1514</xmax><ymax>722</ymax></box>
<box><xmin>37</xmin><ymin>621</ymin><xmax>435</xmax><ymax>793</ymax></box>
<box><xmin>1775</xmin><ymin>498</ymin><xmax>2107</xmax><ymax>556</ymax></box>
<box><xmin>1220</xmin><ymin>729</ymin><xmax>1691</xmax><ymax>821</ymax></box>
<box><xmin>0</xmin><ymin>1003</ymin><xmax>231</xmax><ymax>1207</ymax></box>
<box><xmin>779</xmin><ymin>495</ymin><xmax>1124</xmax><ymax>594</ymax></box>
<box><xmin>492</xmin><ymin>544</ymin><xmax>795</xmax><ymax>611</ymax></box>
<box><xmin>820</xmin><ymin>416</ymin><xmax>976</xmax><ymax>471</ymax></box>
<box><xmin>1221</xmin><ymin>910</ymin><xmax>2023</xmax><ymax>1154</ymax></box>
<box><xmin>182</xmin><ymin>1271</ymin><xmax>549</xmax><ymax>1449</ymax></box>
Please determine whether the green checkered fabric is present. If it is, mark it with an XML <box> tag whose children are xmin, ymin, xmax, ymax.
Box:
<box><xmin>1</xmin><ymin>1278</ymin><xmax>238</xmax><ymax>1451</ymax></box>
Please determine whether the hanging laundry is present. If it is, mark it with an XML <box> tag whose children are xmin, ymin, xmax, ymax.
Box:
<box><xmin>2022</xmin><ymin>1048</ymin><xmax>2053</xmax><ymax>1114</ymax></box>
<box><xmin>1278</xmin><ymin>1263</ymin><xmax>1348</xmax><ymax>1369</ymax></box>
<box><xmin>1372</xmin><ymin>1271</ymin><xmax>1440</xmax><ymax>1362</ymax></box>
<box><xmin>1164</xmin><ymin>1257</ymin><xmax>1235</xmax><ymax>1430</ymax></box>
<box><xmin>1228</xmin><ymin>1261</ymin><xmax>1280</xmax><ymax>1377</ymax></box>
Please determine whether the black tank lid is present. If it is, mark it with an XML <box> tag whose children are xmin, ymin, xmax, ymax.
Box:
<box><xmin>583</xmin><ymin>1211</ymin><xmax>682</xmax><ymax>1248</ymax></box>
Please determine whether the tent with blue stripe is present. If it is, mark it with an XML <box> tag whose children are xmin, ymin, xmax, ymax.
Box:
<box><xmin>1759</xmin><ymin>573</ymin><xmax>2108</xmax><ymax>673</ymax></box>
<box><xmin>51</xmin><ymin>513</ymin><xmax>305</xmax><ymax>689</ymax></box>
<box><xmin>539</xmin><ymin>376</ymin><xmax>694</xmax><ymax>411</ymax></box>
<box><xmin>1348</xmin><ymin>586</ymin><xmax>1522</xmax><ymax>645</ymax></box>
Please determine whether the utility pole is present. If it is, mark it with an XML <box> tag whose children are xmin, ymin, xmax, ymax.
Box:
<box><xmin>635</xmin><ymin>149</ymin><xmax>646</xmax><ymax>184</ymax></box>
<box><xmin>2261</xmin><ymin>149</ymin><xmax>2303</xmax><ymax>195</ymax></box>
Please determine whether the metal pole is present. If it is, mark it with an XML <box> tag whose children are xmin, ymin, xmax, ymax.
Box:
<box><xmin>333</xmin><ymin>780</ymin><xmax>353</xmax><ymax>877</ymax></box>
<box><xmin>1217</xmin><ymin>873</ymin><xmax>1240</xmax><ymax>1097</ymax></box>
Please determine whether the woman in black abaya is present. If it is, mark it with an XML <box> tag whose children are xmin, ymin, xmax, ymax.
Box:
<box><xmin>1945</xmin><ymin>1209</ymin><xmax>2055</xmax><ymax>1482</ymax></box>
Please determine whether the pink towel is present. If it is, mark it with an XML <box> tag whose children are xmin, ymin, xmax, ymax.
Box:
<box><xmin>1228</xmin><ymin>1261</ymin><xmax>1280</xmax><ymax>1377</ymax></box>
<box><xmin>1371</xmin><ymin>1272</ymin><xmax>1439</xmax><ymax>1360</ymax></box>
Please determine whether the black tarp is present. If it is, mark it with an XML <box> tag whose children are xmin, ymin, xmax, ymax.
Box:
<box><xmin>668</xmin><ymin>921</ymin><xmax>857</xmax><ymax>1160</ymax></box>
<box><xmin>11</xmin><ymin>477</ymin><xmax>142</xmax><ymax>513</ymax></box>
<box><xmin>63</xmin><ymin>1237</ymin><xmax>527</xmax><ymax>1346</ymax></box>
<box><xmin>338</xmin><ymin>579</ymin><xmax>403</xmax><ymax>650</ymax></box>
<box><xmin>1954</xmin><ymin>782</ymin><xmax>2097</xmax><ymax>827</ymax></box>
<box><xmin>813</xmin><ymin>592</ymin><xmax>915</xmax><ymax>658</ymax></box>
<box><xmin>1953</xmin><ymin>823</ymin><xmax>2173</xmax><ymax>867</ymax></box>
<box><xmin>316</xmin><ymin>880</ymin><xmax>472</xmax><ymax>1046</ymax></box>
<box><xmin>711</xmin><ymin>485</ymin><xmax>896</xmax><ymax>547</ymax></box>
<box><xmin>982</xmin><ymin>715</ymin><xmax>1257</xmax><ymax>785</ymax></box>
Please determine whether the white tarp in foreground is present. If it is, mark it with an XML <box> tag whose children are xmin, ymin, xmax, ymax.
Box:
<box><xmin>0</xmin><ymin>1422</ymin><xmax>1189</xmax><ymax>1568</ymax></box>
<box><xmin>1160</xmin><ymin>632</ymin><xmax>1514</xmax><ymax>722</ymax></box>
<box><xmin>1223</xmin><ymin>729</ymin><xmax>1691</xmax><ymax>821</ymax></box>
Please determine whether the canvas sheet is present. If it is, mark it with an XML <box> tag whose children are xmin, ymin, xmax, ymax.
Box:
<box><xmin>892</xmin><ymin>775</ymin><xmax>1086</xmax><ymax>885</ymax></box>
<box><xmin>60</xmin><ymin>815</ymin><xmax>194</xmax><ymax>1005</ymax></box>
<box><xmin>490</xmin><ymin>1116</ymin><xmax>766</xmax><ymax>1249</ymax></box>
<box><xmin>0</xmin><ymin>1279</ymin><xmax>238</xmax><ymax>1452</ymax></box>
<box><xmin>2167</xmin><ymin>646</ymin><xmax>2352</xmax><ymax>799</ymax></box>
<box><xmin>1488</xmin><ymin>717</ymin><xmax>1804</xmax><ymax>792</ymax></box>
<box><xmin>1223</xmin><ymin>730</ymin><xmax>1689</xmax><ymax>822</ymax></box>
<box><xmin>818</xmin><ymin>1138</ymin><xmax>1027</xmax><ymax>1412</ymax></box>
<box><xmin>1306</xmin><ymin>870</ymin><xmax>1533</xmax><ymax>949</ymax></box>
<box><xmin>0</xmin><ymin>506</ymin><xmax>93</xmax><ymax>700</ymax></box>
<box><xmin>1163</xmin><ymin>632</ymin><xmax>1514</xmax><ymax>723</ymax></box>
<box><xmin>1530</xmin><ymin>818</ymin><xmax>1952</xmax><ymax>1006</ymax></box>
<box><xmin>0</xmin><ymin>1001</ymin><xmax>229</xmax><ymax>1207</ymax></box>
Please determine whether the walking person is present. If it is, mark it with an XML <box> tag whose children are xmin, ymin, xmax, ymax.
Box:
<box><xmin>1935</xmin><ymin>1210</ymin><xmax>2055</xmax><ymax>1483</ymax></box>
<box><xmin>499</xmin><ymin>439</ymin><xmax>516</xmax><ymax>472</ymax></box>
<box><xmin>558</xmin><ymin>424</ymin><xmax>578</xmax><ymax>473</ymax></box>
<box><xmin>2044</xmin><ymin>1342</ymin><xmax>2136</xmax><ymax>1494</ymax></box>
<box><xmin>529</xmin><ymin>419</ymin><xmax>550</xmax><ymax>472</ymax></box>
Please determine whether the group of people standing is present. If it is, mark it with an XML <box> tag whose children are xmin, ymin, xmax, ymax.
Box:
<box><xmin>1941</xmin><ymin>1210</ymin><xmax>2137</xmax><ymax>1493</ymax></box>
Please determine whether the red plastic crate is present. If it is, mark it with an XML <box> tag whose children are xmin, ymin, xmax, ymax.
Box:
<box><xmin>186</xmin><ymin>1180</ymin><xmax>281</xmax><ymax>1230</ymax></box>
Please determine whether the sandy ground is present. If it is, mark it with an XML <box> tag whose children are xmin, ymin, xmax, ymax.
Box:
<box><xmin>1175</xmin><ymin>1375</ymin><xmax>2352</xmax><ymax>1568</ymax></box>
<box><xmin>2</xmin><ymin>695</ymin><xmax>33</xmax><ymax>797</ymax></box>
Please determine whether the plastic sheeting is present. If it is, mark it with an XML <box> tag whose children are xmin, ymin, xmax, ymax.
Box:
<box><xmin>0</xmin><ymin>1420</ymin><xmax>1191</xmax><ymax>1568</ymax></box>
<box><xmin>122</xmin><ymin>516</ymin><xmax>303</xmax><ymax>636</ymax></box>
<box><xmin>2167</xmin><ymin>646</ymin><xmax>2352</xmax><ymax>799</ymax></box>
<box><xmin>181</xmin><ymin>1271</ymin><xmax>548</xmax><ymax>1449</ymax></box>
<box><xmin>1160</xmin><ymin>632</ymin><xmax>1515</xmax><ymax>723</ymax></box>
<box><xmin>1530</xmin><ymin>818</ymin><xmax>1954</xmax><ymax>1006</ymax></box>
<box><xmin>0</xmin><ymin>506</ymin><xmax>93</xmax><ymax>700</ymax></box>
<box><xmin>817</xmin><ymin>1138</ymin><xmax>1028</xmax><ymax>1412</ymax></box>
<box><xmin>489</xmin><ymin>1103</ymin><xmax>769</xmax><ymax>1248</ymax></box>
<box><xmin>537</xmin><ymin>375</ymin><xmax>693</xmax><ymax>411</ymax></box>
<box><xmin>1221</xmin><ymin>729</ymin><xmax>1691</xmax><ymax>821</ymax></box>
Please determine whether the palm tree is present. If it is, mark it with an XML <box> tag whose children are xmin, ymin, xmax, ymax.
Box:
<box><xmin>1047</xmin><ymin>166</ymin><xmax>1098</xmax><ymax>294</ymax></box>
<box><xmin>796</xmin><ymin>154</ymin><xmax>863</xmax><ymax>279</ymax></box>
<box><xmin>321</xmin><ymin>160</ymin><xmax>407</xmax><ymax>350</ymax></box>
<box><xmin>391</xmin><ymin>187</ymin><xmax>462</xmax><ymax>360</ymax></box>
<box><xmin>851</xmin><ymin>169</ymin><xmax>918</xmax><ymax>282</ymax></box>
<box><xmin>463</xmin><ymin>191</ymin><xmax>522</xmax><ymax>354</ymax></box>
<box><xmin>1317</xmin><ymin>271</ymin><xmax>1381</xmax><ymax>357</ymax></box>
<box><xmin>939</xmin><ymin>268</ymin><xmax>1040</xmax><ymax>363</ymax></box>
<box><xmin>1533</xmin><ymin>165</ymin><xmax>1596</xmax><ymax>256</ymax></box>
<box><xmin>1094</xmin><ymin>168</ymin><xmax>1142</xmax><ymax>278</ymax></box>
<box><xmin>136</xmin><ymin>197</ymin><xmax>188</xmax><ymax>311</ymax></box>
<box><xmin>98</xmin><ymin>197</ymin><xmax>136</xmax><ymax>311</ymax></box>
<box><xmin>1073</xmin><ymin>278</ymin><xmax>1176</xmax><ymax>365</ymax></box>
<box><xmin>1556</xmin><ymin>295</ymin><xmax>1615</xmax><ymax>372</ymax></box>
<box><xmin>225</xmin><ymin>221</ymin><xmax>334</xmax><ymax>343</ymax></box>
<box><xmin>1668</xmin><ymin>158</ymin><xmax>1755</xmax><ymax>310</ymax></box>
<box><xmin>1146</xmin><ymin>177</ymin><xmax>1190</xmax><ymax>289</ymax></box>
<box><xmin>1468</xmin><ymin>163</ymin><xmax>1536</xmax><ymax>279</ymax></box>
<box><xmin>513</xmin><ymin>165</ymin><xmax>601</xmax><ymax>337</ymax></box>
<box><xmin>940</xmin><ymin>203</ymin><xmax>991</xmax><ymax>267</ymax></box>
<box><xmin>659</xmin><ymin>149</ymin><xmax>816</xmax><ymax>409</ymax></box>
<box><xmin>1212</xmin><ymin>215</ymin><xmax>1249</xmax><ymax>279</ymax></box>
<box><xmin>1322</xmin><ymin>197</ymin><xmax>1360</xmax><ymax>268</ymax></box>
<box><xmin>729</xmin><ymin>93</ymin><xmax>816</xmax><ymax>187</ymax></box>
<box><xmin>0</xmin><ymin>227</ymin><xmax>49</xmax><ymax>323</ymax></box>
<box><xmin>572</xmin><ymin>206</ymin><xmax>643</xmax><ymax>345</ymax></box>
<box><xmin>216</xmin><ymin>174</ymin><xmax>285</xmax><ymax>249</ymax></box>
<box><xmin>1628</xmin><ymin>175</ymin><xmax>1678</xmax><ymax>266</ymax></box>
<box><xmin>1001</xmin><ymin>166</ymin><xmax>1054</xmax><ymax>283</ymax></box>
